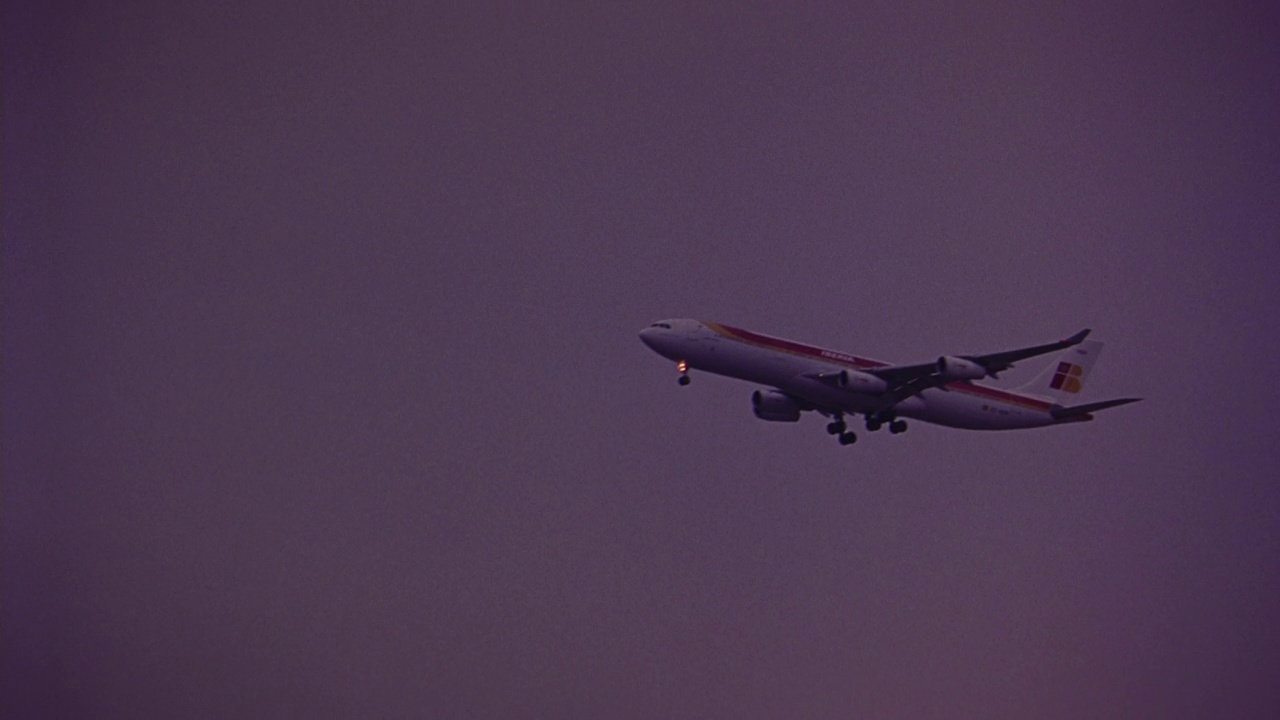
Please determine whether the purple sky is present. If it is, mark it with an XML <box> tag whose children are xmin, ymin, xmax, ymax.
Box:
<box><xmin>5</xmin><ymin>2</ymin><xmax>1279</xmax><ymax>717</ymax></box>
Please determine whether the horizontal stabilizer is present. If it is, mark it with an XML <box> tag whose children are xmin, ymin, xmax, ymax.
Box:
<box><xmin>1051</xmin><ymin>397</ymin><xmax>1142</xmax><ymax>420</ymax></box>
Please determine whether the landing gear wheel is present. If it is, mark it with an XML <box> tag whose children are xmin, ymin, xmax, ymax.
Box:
<box><xmin>865</xmin><ymin>416</ymin><xmax>883</xmax><ymax>432</ymax></box>
<box><xmin>677</xmin><ymin>374</ymin><xmax>691</xmax><ymax>386</ymax></box>
<box><xmin>838</xmin><ymin>432</ymin><xmax>858</xmax><ymax>446</ymax></box>
<box><xmin>889</xmin><ymin>419</ymin><xmax>908</xmax><ymax>434</ymax></box>
<box><xmin>826</xmin><ymin>420</ymin><xmax>847</xmax><ymax>435</ymax></box>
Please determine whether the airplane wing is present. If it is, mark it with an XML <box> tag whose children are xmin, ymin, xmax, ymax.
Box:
<box><xmin>959</xmin><ymin>328</ymin><xmax>1091</xmax><ymax>376</ymax></box>
<box><xmin>865</xmin><ymin>329</ymin><xmax>1092</xmax><ymax>404</ymax></box>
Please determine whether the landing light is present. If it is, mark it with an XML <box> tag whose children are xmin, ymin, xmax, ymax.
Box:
<box><xmin>677</xmin><ymin>360</ymin><xmax>688</xmax><ymax>372</ymax></box>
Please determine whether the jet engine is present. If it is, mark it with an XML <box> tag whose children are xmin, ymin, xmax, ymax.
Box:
<box><xmin>936</xmin><ymin>356</ymin><xmax>987</xmax><ymax>380</ymax></box>
<box><xmin>751</xmin><ymin>389</ymin><xmax>802</xmax><ymax>422</ymax></box>
<box><xmin>835</xmin><ymin>369</ymin><xmax>889</xmax><ymax>394</ymax></box>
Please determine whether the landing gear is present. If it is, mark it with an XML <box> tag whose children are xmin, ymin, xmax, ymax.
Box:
<box><xmin>678</xmin><ymin>375</ymin><xmax>691</xmax><ymax>386</ymax></box>
<box><xmin>825</xmin><ymin>414</ymin><xmax>856</xmax><ymax>444</ymax></box>
<box><xmin>863</xmin><ymin>412</ymin><xmax>907</xmax><ymax>435</ymax></box>
<box><xmin>676</xmin><ymin>360</ymin><xmax>690</xmax><ymax>386</ymax></box>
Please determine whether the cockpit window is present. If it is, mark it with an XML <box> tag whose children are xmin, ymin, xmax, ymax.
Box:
<box><xmin>651</xmin><ymin>322</ymin><xmax>672</xmax><ymax>329</ymax></box>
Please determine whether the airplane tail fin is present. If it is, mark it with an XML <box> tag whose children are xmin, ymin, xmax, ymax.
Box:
<box><xmin>1015</xmin><ymin>339</ymin><xmax>1105</xmax><ymax>402</ymax></box>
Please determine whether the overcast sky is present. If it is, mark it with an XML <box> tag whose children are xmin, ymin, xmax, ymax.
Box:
<box><xmin>5</xmin><ymin>2</ymin><xmax>1279</xmax><ymax>718</ymax></box>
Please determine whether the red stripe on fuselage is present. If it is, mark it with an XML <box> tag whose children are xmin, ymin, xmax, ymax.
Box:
<box><xmin>705</xmin><ymin>322</ymin><xmax>889</xmax><ymax>369</ymax></box>
<box><xmin>704</xmin><ymin>322</ymin><xmax>1054</xmax><ymax>412</ymax></box>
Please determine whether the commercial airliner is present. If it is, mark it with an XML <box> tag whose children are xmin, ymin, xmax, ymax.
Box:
<box><xmin>639</xmin><ymin>319</ymin><xmax>1140</xmax><ymax>445</ymax></box>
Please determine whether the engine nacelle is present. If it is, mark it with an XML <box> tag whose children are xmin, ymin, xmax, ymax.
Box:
<box><xmin>751</xmin><ymin>389</ymin><xmax>802</xmax><ymax>422</ymax></box>
<box><xmin>836</xmin><ymin>369</ymin><xmax>889</xmax><ymax>394</ymax></box>
<box><xmin>936</xmin><ymin>355</ymin><xmax>987</xmax><ymax>380</ymax></box>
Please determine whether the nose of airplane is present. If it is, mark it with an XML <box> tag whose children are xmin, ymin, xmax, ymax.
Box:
<box><xmin>638</xmin><ymin>326</ymin><xmax>658</xmax><ymax>350</ymax></box>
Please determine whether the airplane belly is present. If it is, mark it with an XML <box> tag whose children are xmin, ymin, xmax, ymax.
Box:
<box><xmin>692</xmin><ymin>338</ymin><xmax>805</xmax><ymax>388</ymax></box>
<box><xmin>908</xmin><ymin>388</ymin><xmax>1055</xmax><ymax>430</ymax></box>
<box><xmin>777</xmin><ymin>376</ymin><xmax>883</xmax><ymax>414</ymax></box>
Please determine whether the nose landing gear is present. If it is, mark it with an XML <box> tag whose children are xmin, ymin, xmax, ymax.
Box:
<box><xmin>676</xmin><ymin>360</ymin><xmax>691</xmax><ymax>386</ymax></box>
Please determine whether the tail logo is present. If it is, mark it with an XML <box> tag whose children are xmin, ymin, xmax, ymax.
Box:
<box><xmin>1050</xmin><ymin>362</ymin><xmax>1084</xmax><ymax>393</ymax></box>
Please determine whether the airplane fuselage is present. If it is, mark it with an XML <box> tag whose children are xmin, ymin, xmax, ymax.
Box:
<box><xmin>640</xmin><ymin>319</ymin><xmax>1068</xmax><ymax>431</ymax></box>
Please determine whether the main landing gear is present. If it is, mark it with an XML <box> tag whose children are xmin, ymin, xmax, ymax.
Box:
<box><xmin>676</xmin><ymin>360</ymin><xmax>691</xmax><ymax>386</ymax></box>
<box><xmin>864</xmin><ymin>413</ymin><xmax>908</xmax><ymax>435</ymax></box>
<box><xmin>825</xmin><ymin>416</ymin><xmax>857</xmax><ymax>445</ymax></box>
<box><xmin>824</xmin><ymin>411</ymin><xmax>909</xmax><ymax>447</ymax></box>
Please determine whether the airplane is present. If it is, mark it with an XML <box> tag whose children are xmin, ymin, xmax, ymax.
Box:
<box><xmin>639</xmin><ymin>319</ymin><xmax>1140</xmax><ymax>445</ymax></box>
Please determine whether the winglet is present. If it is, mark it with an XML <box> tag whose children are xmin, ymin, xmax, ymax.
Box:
<box><xmin>1062</xmin><ymin>329</ymin><xmax>1091</xmax><ymax>345</ymax></box>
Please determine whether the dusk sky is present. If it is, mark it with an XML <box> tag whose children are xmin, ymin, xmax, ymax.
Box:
<box><xmin>5</xmin><ymin>2</ymin><xmax>1279</xmax><ymax>717</ymax></box>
